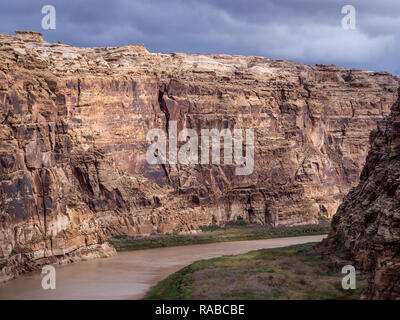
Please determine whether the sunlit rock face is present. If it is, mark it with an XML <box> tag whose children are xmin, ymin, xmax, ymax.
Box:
<box><xmin>322</xmin><ymin>88</ymin><xmax>400</xmax><ymax>300</ymax></box>
<box><xmin>0</xmin><ymin>31</ymin><xmax>398</xmax><ymax>281</ymax></box>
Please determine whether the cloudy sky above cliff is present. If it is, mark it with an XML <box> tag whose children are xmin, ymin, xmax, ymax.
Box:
<box><xmin>1</xmin><ymin>0</ymin><xmax>399</xmax><ymax>74</ymax></box>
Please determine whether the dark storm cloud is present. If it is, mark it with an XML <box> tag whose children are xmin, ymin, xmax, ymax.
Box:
<box><xmin>0</xmin><ymin>0</ymin><xmax>399</xmax><ymax>74</ymax></box>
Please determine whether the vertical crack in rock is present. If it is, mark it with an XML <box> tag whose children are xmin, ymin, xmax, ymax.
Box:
<box><xmin>77</xmin><ymin>78</ymin><xmax>81</xmax><ymax>107</ymax></box>
<box><xmin>157</xmin><ymin>85</ymin><xmax>172</xmax><ymax>185</ymax></box>
<box><xmin>41</xmin><ymin>169</ymin><xmax>47</xmax><ymax>236</ymax></box>
<box><xmin>158</xmin><ymin>86</ymin><xmax>169</xmax><ymax>134</ymax></box>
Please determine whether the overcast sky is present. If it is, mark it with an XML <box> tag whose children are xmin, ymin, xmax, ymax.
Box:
<box><xmin>1</xmin><ymin>0</ymin><xmax>399</xmax><ymax>75</ymax></box>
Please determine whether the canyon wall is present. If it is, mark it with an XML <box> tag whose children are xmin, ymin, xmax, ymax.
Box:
<box><xmin>322</xmin><ymin>88</ymin><xmax>400</xmax><ymax>299</ymax></box>
<box><xmin>0</xmin><ymin>31</ymin><xmax>398</xmax><ymax>281</ymax></box>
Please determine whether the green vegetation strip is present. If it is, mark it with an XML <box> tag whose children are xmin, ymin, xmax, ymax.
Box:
<box><xmin>108</xmin><ymin>225</ymin><xmax>330</xmax><ymax>251</ymax></box>
<box><xmin>144</xmin><ymin>243</ymin><xmax>366</xmax><ymax>300</ymax></box>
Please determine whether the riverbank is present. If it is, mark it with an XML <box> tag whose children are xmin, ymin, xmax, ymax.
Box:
<box><xmin>145</xmin><ymin>242</ymin><xmax>366</xmax><ymax>300</ymax></box>
<box><xmin>108</xmin><ymin>221</ymin><xmax>330</xmax><ymax>251</ymax></box>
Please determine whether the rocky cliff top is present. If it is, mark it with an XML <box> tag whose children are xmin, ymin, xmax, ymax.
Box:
<box><xmin>1</xmin><ymin>31</ymin><xmax>396</xmax><ymax>81</ymax></box>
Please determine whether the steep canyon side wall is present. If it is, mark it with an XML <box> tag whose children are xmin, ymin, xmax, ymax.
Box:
<box><xmin>0</xmin><ymin>31</ymin><xmax>398</xmax><ymax>281</ymax></box>
<box><xmin>321</xmin><ymin>88</ymin><xmax>400</xmax><ymax>300</ymax></box>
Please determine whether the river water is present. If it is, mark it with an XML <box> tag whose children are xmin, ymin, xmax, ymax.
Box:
<box><xmin>0</xmin><ymin>235</ymin><xmax>326</xmax><ymax>300</ymax></box>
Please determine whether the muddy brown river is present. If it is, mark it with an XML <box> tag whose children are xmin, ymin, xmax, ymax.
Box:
<box><xmin>0</xmin><ymin>235</ymin><xmax>326</xmax><ymax>300</ymax></box>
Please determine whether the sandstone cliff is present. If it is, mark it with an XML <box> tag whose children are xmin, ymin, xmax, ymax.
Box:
<box><xmin>322</xmin><ymin>88</ymin><xmax>400</xmax><ymax>300</ymax></box>
<box><xmin>0</xmin><ymin>31</ymin><xmax>398</xmax><ymax>281</ymax></box>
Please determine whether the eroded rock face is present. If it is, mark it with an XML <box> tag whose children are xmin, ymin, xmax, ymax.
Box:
<box><xmin>321</xmin><ymin>88</ymin><xmax>400</xmax><ymax>300</ymax></box>
<box><xmin>0</xmin><ymin>31</ymin><xmax>398</xmax><ymax>281</ymax></box>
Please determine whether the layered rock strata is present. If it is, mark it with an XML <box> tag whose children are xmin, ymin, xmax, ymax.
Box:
<box><xmin>0</xmin><ymin>31</ymin><xmax>398</xmax><ymax>281</ymax></box>
<box><xmin>322</xmin><ymin>88</ymin><xmax>400</xmax><ymax>300</ymax></box>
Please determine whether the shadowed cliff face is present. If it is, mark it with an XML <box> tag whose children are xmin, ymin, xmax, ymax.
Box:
<box><xmin>0</xmin><ymin>31</ymin><xmax>399</xmax><ymax>281</ymax></box>
<box><xmin>322</xmin><ymin>88</ymin><xmax>400</xmax><ymax>300</ymax></box>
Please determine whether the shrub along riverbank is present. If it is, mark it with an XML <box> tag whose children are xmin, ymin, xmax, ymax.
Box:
<box><xmin>108</xmin><ymin>221</ymin><xmax>330</xmax><ymax>251</ymax></box>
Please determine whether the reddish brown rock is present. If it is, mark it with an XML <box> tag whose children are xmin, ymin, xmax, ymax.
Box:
<box><xmin>0</xmin><ymin>31</ymin><xmax>399</xmax><ymax>281</ymax></box>
<box><xmin>321</xmin><ymin>88</ymin><xmax>400</xmax><ymax>300</ymax></box>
